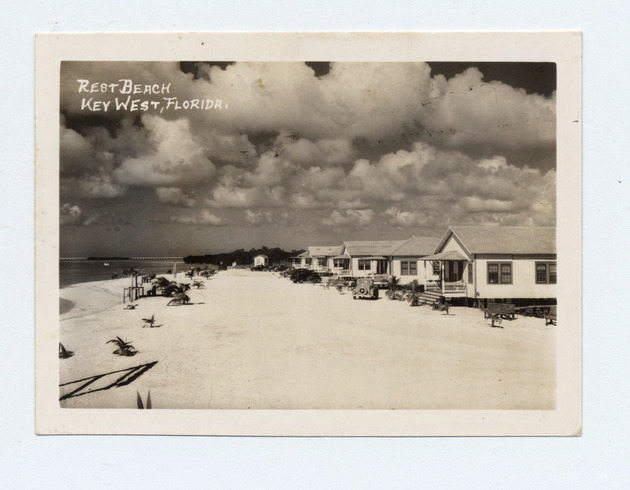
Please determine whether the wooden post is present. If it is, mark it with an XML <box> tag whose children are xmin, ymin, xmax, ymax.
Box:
<box><xmin>441</xmin><ymin>262</ymin><xmax>445</xmax><ymax>294</ymax></box>
<box><xmin>173</xmin><ymin>262</ymin><xmax>177</xmax><ymax>278</ymax></box>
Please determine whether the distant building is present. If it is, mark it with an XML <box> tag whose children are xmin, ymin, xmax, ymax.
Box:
<box><xmin>307</xmin><ymin>246</ymin><xmax>343</xmax><ymax>274</ymax></box>
<box><xmin>292</xmin><ymin>250</ymin><xmax>311</xmax><ymax>269</ymax></box>
<box><xmin>382</xmin><ymin>236</ymin><xmax>441</xmax><ymax>286</ymax></box>
<box><xmin>253</xmin><ymin>254</ymin><xmax>269</xmax><ymax>267</ymax></box>
<box><xmin>340</xmin><ymin>240</ymin><xmax>404</xmax><ymax>278</ymax></box>
<box><xmin>422</xmin><ymin>226</ymin><xmax>556</xmax><ymax>305</ymax></box>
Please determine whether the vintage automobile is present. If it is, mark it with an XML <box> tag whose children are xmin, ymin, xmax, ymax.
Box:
<box><xmin>290</xmin><ymin>269</ymin><xmax>322</xmax><ymax>284</ymax></box>
<box><xmin>352</xmin><ymin>278</ymin><xmax>379</xmax><ymax>300</ymax></box>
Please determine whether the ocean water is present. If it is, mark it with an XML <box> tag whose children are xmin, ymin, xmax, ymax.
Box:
<box><xmin>60</xmin><ymin>260</ymin><xmax>187</xmax><ymax>287</ymax></box>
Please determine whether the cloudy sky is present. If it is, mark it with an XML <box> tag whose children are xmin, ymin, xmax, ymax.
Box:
<box><xmin>59</xmin><ymin>61</ymin><xmax>556</xmax><ymax>257</ymax></box>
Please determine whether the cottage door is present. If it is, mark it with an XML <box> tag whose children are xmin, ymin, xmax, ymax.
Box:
<box><xmin>376</xmin><ymin>260</ymin><xmax>388</xmax><ymax>275</ymax></box>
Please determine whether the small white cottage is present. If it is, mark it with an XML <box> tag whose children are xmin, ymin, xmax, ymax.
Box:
<box><xmin>253</xmin><ymin>254</ymin><xmax>269</xmax><ymax>267</ymax></box>
<box><xmin>422</xmin><ymin>226</ymin><xmax>556</xmax><ymax>306</ymax></box>
<box><xmin>382</xmin><ymin>236</ymin><xmax>441</xmax><ymax>286</ymax></box>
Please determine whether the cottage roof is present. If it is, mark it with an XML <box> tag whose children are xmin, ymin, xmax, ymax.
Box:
<box><xmin>295</xmin><ymin>251</ymin><xmax>310</xmax><ymax>258</ymax></box>
<box><xmin>308</xmin><ymin>245</ymin><xmax>344</xmax><ymax>257</ymax></box>
<box><xmin>343</xmin><ymin>240</ymin><xmax>406</xmax><ymax>256</ymax></box>
<box><xmin>254</xmin><ymin>254</ymin><xmax>268</xmax><ymax>258</ymax></box>
<box><xmin>421</xmin><ymin>250</ymin><xmax>468</xmax><ymax>261</ymax></box>
<box><xmin>437</xmin><ymin>226</ymin><xmax>556</xmax><ymax>255</ymax></box>
<box><xmin>382</xmin><ymin>236</ymin><xmax>441</xmax><ymax>257</ymax></box>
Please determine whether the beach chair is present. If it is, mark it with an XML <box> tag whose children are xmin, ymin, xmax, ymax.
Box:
<box><xmin>545</xmin><ymin>306</ymin><xmax>557</xmax><ymax>325</ymax></box>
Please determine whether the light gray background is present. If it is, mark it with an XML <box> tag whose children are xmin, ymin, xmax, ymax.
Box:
<box><xmin>2</xmin><ymin>1</ymin><xmax>628</xmax><ymax>488</ymax></box>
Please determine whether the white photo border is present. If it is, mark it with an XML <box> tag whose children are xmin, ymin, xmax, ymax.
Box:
<box><xmin>35</xmin><ymin>31</ymin><xmax>582</xmax><ymax>436</ymax></box>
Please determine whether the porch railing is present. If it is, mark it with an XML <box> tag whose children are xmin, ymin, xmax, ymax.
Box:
<box><xmin>331</xmin><ymin>269</ymin><xmax>352</xmax><ymax>276</ymax></box>
<box><xmin>443</xmin><ymin>282</ymin><xmax>467</xmax><ymax>292</ymax></box>
<box><xmin>426</xmin><ymin>280</ymin><xmax>467</xmax><ymax>293</ymax></box>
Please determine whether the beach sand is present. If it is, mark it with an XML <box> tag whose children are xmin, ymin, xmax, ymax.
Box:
<box><xmin>59</xmin><ymin>269</ymin><xmax>555</xmax><ymax>410</ymax></box>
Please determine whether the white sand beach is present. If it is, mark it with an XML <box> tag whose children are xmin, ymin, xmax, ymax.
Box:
<box><xmin>59</xmin><ymin>269</ymin><xmax>555</xmax><ymax>410</ymax></box>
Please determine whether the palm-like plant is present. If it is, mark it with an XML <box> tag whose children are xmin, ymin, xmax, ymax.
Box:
<box><xmin>408</xmin><ymin>280</ymin><xmax>421</xmax><ymax>306</ymax></box>
<box><xmin>192</xmin><ymin>280</ymin><xmax>205</xmax><ymax>289</ymax></box>
<box><xmin>153</xmin><ymin>276</ymin><xmax>171</xmax><ymax>290</ymax></box>
<box><xmin>137</xmin><ymin>390</ymin><xmax>152</xmax><ymax>409</ymax></box>
<box><xmin>167</xmin><ymin>293</ymin><xmax>190</xmax><ymax>306</ymax></box>
<box><xmin>142</xmin><ymin>314</ymin><xmax>156</xmax><ymax>328</ymax></box>
<box><xmin>163</xmin><ymin>283</ymin><xmax>181</xmax><ymax>297</ymax></box>
<box><xmin>107</xmin><ymin>337</ymin><xmax>137</xmax><ymax>356</ymax></box>
<box><xmin>386</xmin><ymin>276</ymin><xmax>400</xmax><ymax>299</ymax></box>
<box><xmin>59</xmin><ymin>343</ymin><xmax>74</xmax><ymax>359</ymax></box>
<box><xmin>185</xmin><ymin>270</ymin><xmax>195</xmax><ymax>279</ymax></box>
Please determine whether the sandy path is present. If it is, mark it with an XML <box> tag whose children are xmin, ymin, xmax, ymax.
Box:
<box><xmin>59</xmin><ymin>269</ymin><xmax>555</xmax><ymax>409</ymax></box>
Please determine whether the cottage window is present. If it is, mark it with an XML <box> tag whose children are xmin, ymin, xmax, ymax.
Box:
<box><xmin>317</xmin><ymin>258</ymin><xmax>327</xmax><ymax>267</ymax></box>
<box><xmin>305</xmin><ymin>258</ymin><xmax>312</xmax><ymax>266</ymax></box>
<box><xmin>358</xmin><ymin>259</ymin><xmax>371</xmax><ymax>271</ymax></box>
<box><xmin>400</xmin><ymin>260</ymin><xmax>417</xmax><ymax>275</ymax></box>
<box><xmin>467</xmin><ymin>262</ymin><xmax>473</xmax><ymax>283</ymax></box>
<box><xmin>488</xmin><ymin>262</ymin><xmax>512</xmax><ymax>284</ymax></box>
<box><xmin>333</xmin><ymin>258</ymin><xmax>349</xmax><ymax>269</ymax></box>
<box><xmin>536</xmin><ymin>262</ymin><xmax>557</xmax><ymax>284</ymax></box>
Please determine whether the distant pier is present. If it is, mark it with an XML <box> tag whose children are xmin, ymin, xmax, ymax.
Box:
<box><xmin>60</xmin><ymin>257</ymin><xmax>184</xmax><ymax>261</ymax></box>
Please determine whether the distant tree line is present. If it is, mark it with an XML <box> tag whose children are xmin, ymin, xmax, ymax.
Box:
<box><xmin>183</xmin><ymin>247</ymin><xmax>304</xmax><ymax>266</ymax></box>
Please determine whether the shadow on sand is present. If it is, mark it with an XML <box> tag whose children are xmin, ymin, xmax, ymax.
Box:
<box><xmin>59</xmin><ymin>361</ymin><xmax>157</xmax><ymax>401</ymax></box>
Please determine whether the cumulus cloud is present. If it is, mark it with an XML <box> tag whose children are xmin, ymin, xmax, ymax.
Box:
<box><xmin>245</xmin><ymin>209</ymin><xmax>273</xmax><ymax>225</ymax></box>
<box><xmin>62</xmin><ymin>62</ymin><xmax>555</xmax><ymax>156</ymax></box>
<box><xmin>62</xmin><ymin>172</ymin><xmax>127</xmax><ymax>199</ymax></box>
<box><xmin>382</xmin><ymin>207</ymin><xmax>428</xmax><ymax>228</ymax></box>
<box><xmin>166</xmin><ymin>209</ymin><xmax>223</xmax><ymax>226</ymax></box>
<box><xmin>59</xmin><ymin>203</ymin><xmax>107</xmax><ymax>226</ymax></box>
<box><xmin>59</xmin><ymin>61</ymin><xmax>556</xmax><ymax>255</ymax></box>
<box><xmin>321</xmin><ymin>209</ymin><xmax>374</xmax><ymax>227</ymax></box>
<box><xmin>205</xmin><ymin>184</ymin><xmax>285</xmax><ymax>208</ymax></box>
<box><xmin>60</xmin><ymin>203</ymin><xmax>83</xmax><ymax>226</ymax></box>
<box><xmin>113</xmin><ymin>115</ymin><xmax>216</xmax><ymax>187</ymax></box>
<box><xmin>422</xmin><ymin>68</ymin><xmax>556</xmax><ymax>150</ymax></box>
<box><xmin>156</xmin><ymin>187</ymin><xmax>197</xmax><ymax>207</ymax></box>
<box><xmin>277</xmin><ymin>136</ymin><xmax>357</xmax><ymax>167</ymax></box>
<box><xmin>460</xmin><ymin>196</ymin><xmax>519</xmax><ymax>213</ymax></box>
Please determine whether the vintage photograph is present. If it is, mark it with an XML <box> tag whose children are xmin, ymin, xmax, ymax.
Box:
<box><xmin>57</xmin><ymin>59</ymin><xmax>557</xmax><ymax>410</ymax></box>
<box><xmin>36</xmin><ymin>32</ymin><xmax>581</xmax><ymax>434</ymax></box>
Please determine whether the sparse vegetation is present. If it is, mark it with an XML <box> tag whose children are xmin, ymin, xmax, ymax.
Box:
<box><xmin>142</xmin><ymin>314</ymin><xmax>157</xmax><ymax>328</ymax></box>
<box><xmin>107</xmin><ymin>337</ymin><xmax>137</xmax><ymax>356</ymax></box>
<box><xmin>408</xmin><ymin>280</ymin><xmax>421</xmax><ymax>306</ymax></box>
<box><xmin>137</xmin><ymin>390</ymin><xmax>152</xmax><ymax>409</ymax></box>
<box><xmin>192</xmin><ymin>280</ymin><xmax>205</xmax><ymax>289</ymax></box>
<box><xmin>433</xmin><ymin>300</ymin><xmax>451</xmax><ymax>315</ymax></box>
<box><xmin>167</xmin><ymin>293</ymin><xmax>190</xmax><ymax>306</ymax></box>
<box><xmin>153</xmin><ymin>276</ymin><xmax>192</xmax><ymax>297</ymax></box>
<box><xmin>386</xmin><ymin>276</ymin><xmax>402</xmax><ymax>300</ymax></box>
<box><xmin>59</xmin><ymin>343</ymin><xmax>74</xmax><ymax>359</ymax></box>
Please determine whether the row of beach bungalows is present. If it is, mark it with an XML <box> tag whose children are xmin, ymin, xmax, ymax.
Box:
<box><xmin>292</xmin><ymin>226</ymin><xmax>556</xmax><ymax>305</ymax></box>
